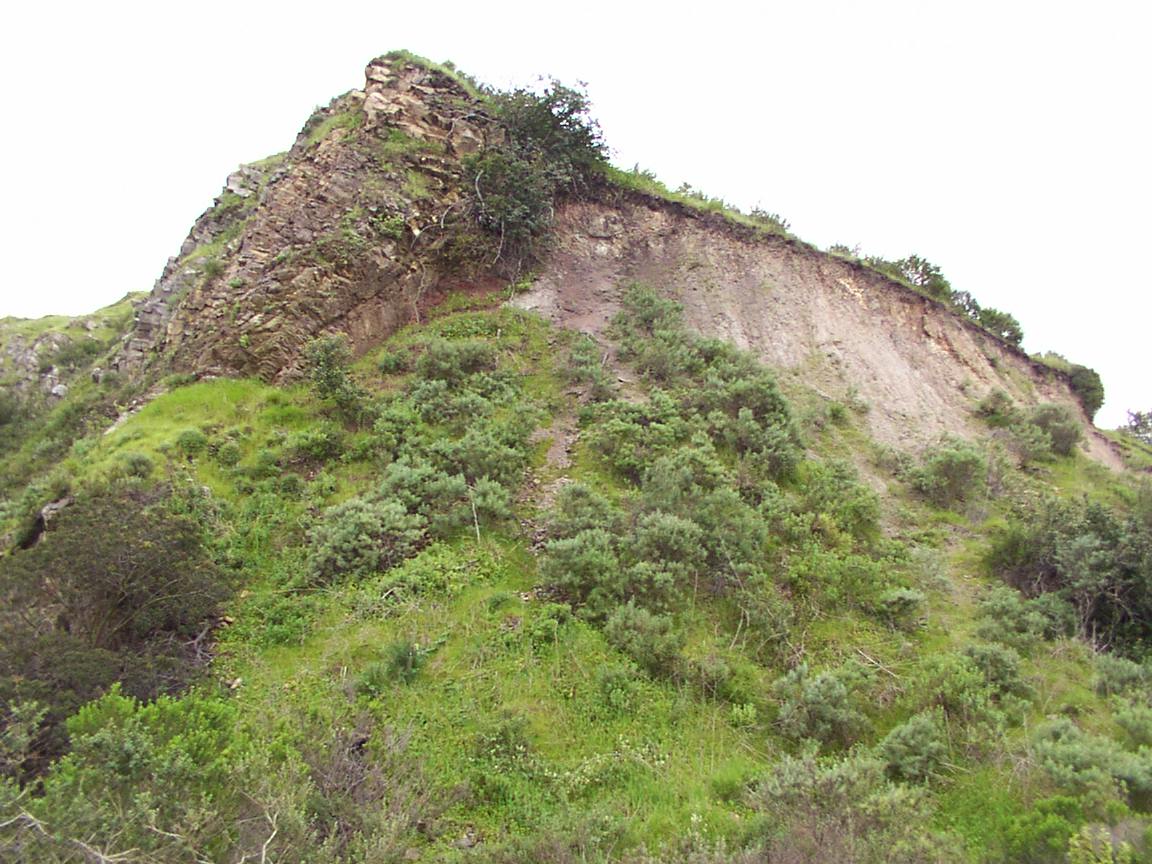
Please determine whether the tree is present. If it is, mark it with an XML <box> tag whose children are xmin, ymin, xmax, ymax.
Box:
<box><xmin>303</xmin><ymin>334</ymin><xmax>365</xmax><ymax>420</ymax></box>
<box><xmin>977</xmin><ymin>307</ymin><xmax>1024</xmax><ymax>346</ymax></box>
<box><xmin>895</xmin><ymin>254</ymin><xmax>952</xmax><ymax>300</ymax></box>
<box><xmin>1066</xmin><ymin>364</ymin><xmax>1104</xmax><ymax>420</ymax></box>
<box><xmin>1127</xmin><ymin>410</ymin><xmax>1152</xmax><ymax>444</ymax></box>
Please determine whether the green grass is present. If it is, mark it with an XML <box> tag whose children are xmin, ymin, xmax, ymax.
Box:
<box><xmin>8</xmin><ymin>300</ymin><xmax>1152</xmax><ymax>862</ymax></box>
<box><xmin>305</xmin><ymin>107</ymin><xmax>365</xmax><ymax>148</ymax></box>
<box><xmin>379</xmin><ymin>49</ymin><xmax>487</xmax><ymax>100</ymax></box>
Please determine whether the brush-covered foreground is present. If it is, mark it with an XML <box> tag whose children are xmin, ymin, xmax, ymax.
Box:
<box><xmin>2</xmin><ymin>288</ymin><xmax>1151</xmax><ymax>863</ymax></box>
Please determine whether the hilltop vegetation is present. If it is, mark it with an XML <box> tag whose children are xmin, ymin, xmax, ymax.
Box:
<box><xmin>1</xmin><ymin>52</ymin><xmax>1149</xmax><ymax>864</ymax></box>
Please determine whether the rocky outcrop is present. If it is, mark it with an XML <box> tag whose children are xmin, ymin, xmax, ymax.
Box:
<box><xmin>115</xmin><ymin>56</ymin><xmax>500</xmax><ymax>381</ymax></box>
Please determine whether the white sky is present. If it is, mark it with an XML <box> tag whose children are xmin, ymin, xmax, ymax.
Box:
<box><xmin>1</xmin><ymin>1</ymin><xmax>1148</xmax><ymax>426</ymax></box>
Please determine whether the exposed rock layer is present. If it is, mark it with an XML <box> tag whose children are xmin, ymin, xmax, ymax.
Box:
<box><xmin>114</xmin><ymin>55</ymin><xmax>1121</xmax><ymax>467</ymax></box>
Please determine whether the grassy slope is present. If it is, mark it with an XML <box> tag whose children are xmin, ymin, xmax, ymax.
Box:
<box><xmin>4</xmin><ymin>289</ymin><xmax>1147</xmax><ymax>861</ymax></box>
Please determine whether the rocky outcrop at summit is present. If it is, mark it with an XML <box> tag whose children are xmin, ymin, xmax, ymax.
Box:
<box><xmin>114</xmin><ymin>56</ymin><xmax>500</xmax><ymax>381</ymax></box>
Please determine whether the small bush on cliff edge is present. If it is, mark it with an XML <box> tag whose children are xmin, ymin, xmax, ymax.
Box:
<box><xmin>465</xmin><ymin>80</ymin><xmax>607</xmax><ymax>269</ymax></box>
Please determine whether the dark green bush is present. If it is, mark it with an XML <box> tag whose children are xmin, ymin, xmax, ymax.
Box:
<box><xmin>117</xmin><ymin>451</ymin><xmax>154</xmax><ymax>479</ymax></box>
<box><xmin>303</xmin><ymin>334</ymin><xmax>365</xmax><ymax>419</ymax></box>
<box><xmin>465</xmin><ymin>79</ymin><xmax>606</xmax><ymax>268</ymax></box>
<box><xmin>963</xmin><ymin>642</ymin><xmax>1031</xmax><ymax>702</ymax></box>
<box><xmin>377</xmin><ymin>349</ymin><xmax>410</xmax><ymax>375</ymax></box>
<box><xmin>910</xmin><ymin>438</ymin><xmax>987</xmax><ymax>507</ymax></box>
<box><xmin>910</xmin><ymin>653</ymin><xmax>994</xmax><ymax>724</ymax></box>
<box><xmin>175</xmin><ymin>427</ymin><xmax>209</xmax><ymax>456</ymax></box>
<box><xmin>415</xmin><ymin>338</ymin><xmax>497</xmax><ymax>383</ymax></box>
<box><xmin>1093</xmin><ymin>654</ymin><xmax>1148</xmax><ymax>697</ymax></box>
<box><xmin>541</xmin><ymin>529</ymin><xmax>621</xmax><ymax>616</ymax></box>
<box><xmin>1033</xmin><ymin>717</ymin><xmax>1152</xmax><ymax>805</ymax></box>
<box><xmin>876</xmin><ymin>587</ymin><xmax>926</xmax><ymax>630</ymax></box>
<box><xmin>985</xmin><ymin>499</ymin><xmax>1152</xmax><ymax>650</ymax></box>
<box><xmin>214</xmin><ymin>439</ymin><xmax>242</xmax><ymax>466</ymax></box>
<box><xmin>603</xmin><ymin>602</ymin><xmax>682</xmax><ymax>677</ymax></box>
<box><xmin>1028</xmin><ymin>403</ymin><xmax>1081</xmax><ymax>457</ymax></box>
<box><xmin>547</xmin><ymin>483</ymin><xmax>624</xmax><ymax>540</ymax></box>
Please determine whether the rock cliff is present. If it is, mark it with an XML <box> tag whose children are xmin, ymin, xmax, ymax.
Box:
<box><xmin>114</xmin><ymin>53</ymin><xmax>1121</xmax><ymax>466</ymax></box>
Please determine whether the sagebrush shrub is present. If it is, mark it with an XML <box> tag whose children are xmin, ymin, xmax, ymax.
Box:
<box><xmin>773</xmin><ymin>664</ymin><xmax>867</xmax><ymax>747</ymax></box>
<box><xmin>604</xmin><ymin>602</ymin><xmax>682</xmax><ymax>677</ymax></box>
<box><xmin>307</xmin><ymin>496</ymin><xmax>426</xmax><ymax>584</ymax></box>
<box><xmin>878</xmin><ymin>710</ymin><xmax>947</xmax><ymax>782</ymax></box>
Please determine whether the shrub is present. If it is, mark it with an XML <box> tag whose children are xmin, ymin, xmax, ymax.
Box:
<box><xmin>1028</xmin><ymin>404</ymin><xmax>1081</xmax><ymax>457</ymax></box>
<box><xmin>1008</xmin><ymin>419</ymin><xmax>1057</xmax><ymax>467</ymax></box>
<box><xmin>541</xmin><ymin>529</ymin><xmax>622</xmax><ymax>616</ymax></box>
<box><xmin>910</xmin><ymin>653</ymin><xmax>993</xmax><ymax>724</ymax></box>
<box><xmin>595</xmin><ymin>662</ymin><xmax>641</xmax><ymax>714</ymax></box>
<box><xmin>566</xmin><ymin>334</ymin><xmax>613</xmax><ymax>399</ymax></box>
<box><xmin>754</xmin><ymin>751</ymin><xmax>961</xmax><ymax>864</ymax></box>
<box><xmin>377</xmin><ymin>349</ymin><xmax>410</xmax><ymax>374</ymax></box>
<box><xmin>628</xmin><ymin>511</ymin><xmax>705</xmax><ymax>587</ymax></box>
<box><xmin>1033</xmin><ymin>717</ymin><xmax>1152</xmax><ymax>806</ymax></box>
<box><xmin>963</xmin><ymin>642</ymin><xmax>1031</xmax><ymax>702</ymax></box>
<box><xmin>24</xmin><ymin>687</ymin><xmax>247</xmax><ymax>861</ymax></box>
<box><xmin>285</xmin><ymin>422</ymin><xmax>345</xmax><ymax>462</ymax></box>
<box><xmin>977</xmin><ymin>389</ymin><xmax>1018</xmax><ymax>426</ymax></box>
<box><xmin>0</xmin><ymin>486</ymin><xmax>225</xmax><ymax>653</ymax></box>
<box><xmin>603</xmin><ymin>602</ymin><xmax>682</xmax><ymax>677</ymax></box>
<box><xmin>1114</xmin><ymin>701</ymin><xmax>1152</xmax><ymax>749</ymax></box>
<box><xmin>773</xmin><ymin>664</ymin><xmax>867</xmax><ymax>748</ymax></box>
<box><xmin>984</xmin><ymin>499</ymin><xmax>1152</xmax><ymax>650</ymax></box>
<box><xmin>547</xmin><ymin>483</ymin><xmax>624</xmax><ymax>540</ymax></box>
<box><xmin>306</xmin><ymin>496</ymin><xmax>426</xmax><ymax>584</ymax></box>
<box><xmin>799</xmin><ymin>460</ymin><xmax>881</xmax><ymax>542</ymax></box>
<box><xmin>464</xmin><ymin>80</ymin><xmax>606</xmax><ymax>269</ymax></box>
<box><xmin>431</xmin><ymin>425</ymin><xmax>528</xmax><ymax>487</ymax></box>
<box><xmin>910</xmin><ymin>438</ymin><xmax>986</xmax><ymax>507</ymax></box>
<box><xmin>357</xmin><ymin>641</ymin><xmax>428</xmax><ymax>696</ymax></box>
<box><xmin>876</xmin><ymin>587</ymin><xmax>926</xmax><ymax>631</ymax></box>
<box><xmin>117</xmin><ymin>451</ymin><xmax>154</xmax><ymax>478</ymax></box>
<box><xmin>1067</xmin><ymin>365</ymin><xmax>1105</xmax><ymax>421</ymax></box>
<box><xmin>524</xmin><ymin>602</ymin><xmax>572</xmax><ymax>650</ymax></box>
<box><xmin>1093</xmin><ymin>654</ymin><xmax>1148</xmax><ymax>697</ymax></box>
<box><xmin>175</xmin><ymin>427</ymin><xmax>209</xmax><ymax>456</ymax></box>
<box><xmin>1003</xmin><ymin>796</ymin><xmax>1087</xmax><ymax>864</ymax></box>
<box><xmin>878</xmin><ymin>710</ymin><xmax>948</xmax><ymax>782</ymax></box>
<box><xmin>214</xmin><ymin>440</ymin><xmax>242</xmax><ymax>466</ymax></box>
<box><xmin>1067</xmin><ymin>824</ymin><xmax>1134</xmax><ymax>864</ymax></box>
<box><xmin>303</xmin><ymin>334</ymin><xmax>365</xmax><ymax>419</ymax></box>
<box><xmin>974</xmin><ymin>586</ymin><xmax>1075</xmax><ymax>650</ymax></box>
<box><xmin>415</xmin><ymin>338</ymin><xmax>497</xmax><ymax>383</ymax></box>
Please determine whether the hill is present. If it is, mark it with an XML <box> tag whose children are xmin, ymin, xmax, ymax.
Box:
<box><xmin>1</xmin><ymin>52</ymin><xmax>1150</xmax><ymax>864</ymax></box>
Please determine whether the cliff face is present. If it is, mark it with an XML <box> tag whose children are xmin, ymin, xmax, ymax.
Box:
<box><xmin>515</xmin><ymin>195</ymin><xmax>1123</xmax><ymax>466</ymax></box>
<box><xmin>116</xmin><ymin>57</ymin><xmax>500</xmax><ymax>382</ymax></box>
<box><xmin>115</xmin><ymin>55</ymin><xmax>1120</xmax><ymax>466</ymax></box>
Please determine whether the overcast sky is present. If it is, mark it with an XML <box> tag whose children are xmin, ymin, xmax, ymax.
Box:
<box><xmin>2</xmin><ymin>1</ymin><xmax>1148</xmax><ymax>426</ymax></box>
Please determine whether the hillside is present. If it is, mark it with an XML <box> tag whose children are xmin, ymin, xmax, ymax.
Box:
<box><xmin>1</xmin><ymin>52</ymin><xmax>1151</xmax><ymax>864</ymax></box>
